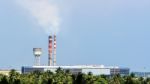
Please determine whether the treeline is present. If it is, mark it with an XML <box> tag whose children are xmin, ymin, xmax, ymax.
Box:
<box><xmin>0</xmin><ymin>68</ymin><xmax>150</xmax><ymax>84</ymax></box>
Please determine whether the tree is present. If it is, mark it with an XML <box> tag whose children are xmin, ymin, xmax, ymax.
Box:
<box><xmin>41</xmin><ymin>70</ymin><xmax>54</xmax><ymax>84</ymax></box>
<box><xmin>64</xmin><ymin>70</ymin><xmax>73</xmax><ymax>84</ymax></box>
<box><xmin>75</xmin><ymin>72</ymin><xmax>85</xmax><ymax>84</ymax></box>
<box><xmin>0</xmin><ymin>68</ymin><xmax>149</xmax><ymax>84</ymax></box>
<box><xmin>9</xmin><ymin>69</ymin><xmax>20</xmax><ymax>84</ymax></box>
<box><xmin>109</xmin><ymin>75</ymin><xmax>121</xmax><ymax>84</ymax></box>
<box><xmin>0</xmin><ymin>75</ymin><xmax>9</xmax><ymax>84</ymax></box>
<box><xmin>97</xmin><ymin>77</ymin><xmax>107</xmax><ymax>84</ymax></box>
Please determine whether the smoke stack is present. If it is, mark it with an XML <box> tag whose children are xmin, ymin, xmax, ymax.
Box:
<box><xmin>33</xmin><ymin>48</ymin><xmax>42</xmax><ymax>66</ymax></box>
<box><xmin>53</xmin><ymin>34</ymin><xmax>56</xmax><ymax>66</ymax></box>
<box><xmin>48</xmin><ymin>36</ymin><xmax>53</xmax><ymax>66</ymax></box>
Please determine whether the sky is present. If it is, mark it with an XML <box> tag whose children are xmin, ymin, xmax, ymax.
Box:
<box><xmin>0</xmin><ymin>0</ymin><xmax>150</xmax><ymax>72</ymax></box>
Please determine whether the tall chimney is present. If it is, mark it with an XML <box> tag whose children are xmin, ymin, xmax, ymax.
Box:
<box><xmin>48</xmin><ymin>36</ymin><xmax>53</xmax><ymax>66</ymax></box>
<box><xmin>53</xmin><ymin>34</ymin><xmax>56</xmax><ymax>66</ymax></box>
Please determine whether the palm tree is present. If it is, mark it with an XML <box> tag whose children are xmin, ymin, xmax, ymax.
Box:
<box><xmin>41</xmin><ymin>70</ymin><xmax>54</xmax><ymax>84</ymax></box>
<box><xmin>64</xmin><ymin>69</ymin><xmax>73</xmax><ymax>84</ymax></box>
<box><xmin>96</xmin><ymin>77</ymin><xmax>107</xmax><ymax>84</ymax></box>
<box><xmin>9</xmin><ymin>69</ymin><xmax>20</xmax><ymax>84</ymax></box>
<box><xmin>84</xmin><ymin>72</ymin><xmax>94</xmax><ymax>84</ymax></box>
<box><xmin>75</xmin><ymin>72</ymin><xmax>85</xmax><ymax>84</ymax></box>
<box><xmin>109</xmin><ymin>75</ymin><xmax>121</xmax><ymax>84</ymax></box>
<box><xmin>53</xmin><ymin>67</ymin><xmax>68</xmax><ymax>84</ymax></box>
<box><xmin>0</xmin><ymin>75</ymin><xmax>9</xmax><ymax>84</ymax></box>
<box><xmin>3</xmin><ymin>68</ymin><xmax>150</xmax><ymax>84</ymax></box>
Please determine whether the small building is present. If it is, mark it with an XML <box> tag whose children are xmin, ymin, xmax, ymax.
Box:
<box><xmin>0</xmin><ymin>69</ymin><xmax>21</xmax><ymax>76</ymax></box>
<box><xmin>132</xmin><ymin>72</ymin><xmax>150</xmax><ymax>77</ymax></box>
<box><xmin>0</xmin><ymin>69</ymin><xmax>11</xmax><ymax>76</ymax></box>
<box><xmin>22</xmin><ymin>65</ymin><xmax>129</xmax><ymax>76</ymax></box>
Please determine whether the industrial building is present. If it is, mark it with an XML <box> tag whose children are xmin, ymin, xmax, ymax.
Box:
<box><xmin>132</xmin><ymin>72</ymin><xmax>150</xmax><ymax>77</ymax></box>
<box><xmin>0</xmin><ymin>69</ymin><xmax>21</xmax><ymax>76</ymax></box>
<box><xmin>22</xmin><ymin>65</ymin><xmax>129</xmax><ymax>76</ymax></box>
<box><xmin>22</xmin><ymin>34</ymin><xmax>130</xmax><ymax>76</ymax></box>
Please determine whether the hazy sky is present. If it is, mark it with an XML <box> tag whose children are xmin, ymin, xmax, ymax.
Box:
<box><xmin>0</xmin><ymin>0</ymin><xmax>150</xmax><ymax>71</ymax></box>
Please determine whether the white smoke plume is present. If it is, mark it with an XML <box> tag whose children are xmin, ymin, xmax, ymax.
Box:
<box><xmin>16</xmin><ymin>0</ymin><xmax>61</xmax><ymax>34</ymax></box>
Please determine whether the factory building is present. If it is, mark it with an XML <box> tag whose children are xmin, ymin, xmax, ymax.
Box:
<box><xmin>132</xmin><ymin>72</ymin><xmax>150</xmax><ymax>78</ymax></box>
<box><xmin>0</xmin><ymin>69</ymin><xmax>21</xmax><ymax>76</ymax></box>
<box><xmin>21</xmin><ymin>65</ymin><xmax>129</xmax><ymax>76</ymax></box>
<box><xmin>22</xmin><ymin>35</ymin><xmax>130</xmax><ymax>76</ymax></box>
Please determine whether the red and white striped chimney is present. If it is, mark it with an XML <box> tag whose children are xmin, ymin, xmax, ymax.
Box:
<box><xmin>53</xmin><ymin>34</ymin><xmax>56</xmax><ymax>66</ymax></box>
<box><xmin>48</xmin><ymin>36</ymin><xmax>53</xmax><ymax>66</ymax></box>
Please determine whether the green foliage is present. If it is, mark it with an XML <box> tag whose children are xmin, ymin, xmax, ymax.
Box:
<box><xmin>0</xmin><ymin>69</ymin><xmax>149</xmax><ymax>84</ymax></box>
<box><xmin>0</xmin><ymin>75</ymin><xmax>9</xmax><ymax>84</ymax></box>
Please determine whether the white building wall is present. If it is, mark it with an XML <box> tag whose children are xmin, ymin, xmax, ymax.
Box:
<box><xmin>44</xmin><ymin>68</ymin><xmax>57</xmax><ymax>73</ymax></box>
<box><xmin>82</xmin><ymin>68</ymin><xmax>110</xmax><ymax>75</ymax></box>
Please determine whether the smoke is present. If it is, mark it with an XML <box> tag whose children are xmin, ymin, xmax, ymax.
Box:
<box><xmin>16</xmin><ymin>0</ymin><xmax>61</xmax><ymax>34</ymax></box>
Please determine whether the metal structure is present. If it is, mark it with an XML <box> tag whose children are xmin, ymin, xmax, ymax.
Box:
<box><xmin>33</xmin><ymin>48</ymin><xmax>42</xmax><ymax>66</ymax></box>
<box><xmin>48</xmin><ymin>36</ymin><xmax>53</xmax><ymax>66</ymax></box>
<box><xmin>53</xmin><ymin>34</ymin><xmax>56</xmax><ymax>66</ymax></box>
